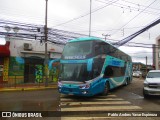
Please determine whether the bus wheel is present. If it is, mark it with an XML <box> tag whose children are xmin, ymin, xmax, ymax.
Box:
<box><xmin>102</xmin><ymin>82</ymin><xmax>110</xmax><ymax>95</ymax></box>
<box><xmin>125</xmin><ymin>79</ymin><xmax>129</xmax><ymax>86</ymax></box>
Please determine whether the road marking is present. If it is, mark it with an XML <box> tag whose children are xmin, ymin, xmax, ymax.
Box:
<box><xmin>60</xmin><ymin>94</ymin><xmax>117</xmax><ymax>98</ymax></box>
<box><xmin>60</xmin><ymin>94</ymin><xmax>142</xmax><ymax>120</ymax></box>
<box><xmin>95</xmin><ymin>94</ymin><xmax>117</xmax><ymax>97</ymax></box>
<box><xmin>61</xmin><ymin>116</ymin><xmax>155</xmax><ymax>120</ymax></box>
<box><xmin>61</xmin><ymin>101</ymin><xmax>131</xmax><ymax>106</ymax></box>
<box><xmin>61</xmin><ymin>105</ymin><xmax>141</xmax><ymax>111</ymax></box>
<box><xmin>61</xmin><ymin>117</ymin><xmax>114</xmax><ymax>120</ymax></box>
<box><xmin>61</xmin><ymin>98</ymin><xmax>124</xmax><ymax>102</ymax></box>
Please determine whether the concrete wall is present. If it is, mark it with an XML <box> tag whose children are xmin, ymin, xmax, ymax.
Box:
<box><xmin>5</xmin><ymin>37</ymin><xmax>64</xmax><ymax>58</ymax></box>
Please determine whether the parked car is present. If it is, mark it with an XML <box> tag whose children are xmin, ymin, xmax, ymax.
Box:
<box><xmin>133</xmin><ymin>71</ymin><xmax>142</xmax><ymax>77</ymax></box>
<box><xmin>143</xmin><ymin>70</ymin><xmax>160</xmax><ymax>98</ymax></box>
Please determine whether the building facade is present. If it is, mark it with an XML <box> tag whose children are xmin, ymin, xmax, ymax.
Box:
<box><xmin>132</xmin><ymin>62</ymin><xmax>145</xmax><ymax>71</ymax></box>
<box><xmin>0</xmin><ymin>37</ymin><xmax>64</xmax><ymax>85</ymax></box>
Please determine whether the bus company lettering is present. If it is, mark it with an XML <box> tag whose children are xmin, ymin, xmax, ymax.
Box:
<box><xmin>65</xmin><ymin>55</ymin><xmax>86</xmax><ymax>59</ymax></box>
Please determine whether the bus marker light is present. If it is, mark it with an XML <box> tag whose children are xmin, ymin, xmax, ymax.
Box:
<box><xmin>58</xmin><ymin>82</ymin><xmax>62</xmax><ymax>87</ymax></box>
<box><xmin>82</xmin><ymin>91</ymin><xmax>88</xmax><ymax>94</ymax></box>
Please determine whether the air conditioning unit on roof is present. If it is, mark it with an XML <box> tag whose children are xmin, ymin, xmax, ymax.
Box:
<box><xmin>24</xmin><ymin>43</ymin><xmax>32</xmax><ymax>50</ymax></box>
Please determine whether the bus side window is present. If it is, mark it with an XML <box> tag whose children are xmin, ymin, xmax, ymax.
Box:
<box><xmin>93</xmin><ymin>58</ymin><xmax>105</xmax><ymax>77</ymax></box>
<box><xmin>103</xmin><ymin>66</ymin><xmax>113</xmax><ymax>78</ymax></box>
<box><xmin>95</xmin><ymin>44</ymin><xmax>101</xmax><ymax>55</ymax></box>
<box><xmin>95</xmin><ymin>41</ymin><xmax>105</xmax><ymax>55</ymax></box>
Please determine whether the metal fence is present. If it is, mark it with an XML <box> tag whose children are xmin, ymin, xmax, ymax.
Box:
<box><xmin>0</xmin><ymin>75</ymin><xmax>57</xmax><ymax>88</ymax></box>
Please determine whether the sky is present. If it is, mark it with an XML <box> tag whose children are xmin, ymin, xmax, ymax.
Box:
<box><xmin>0</xmin><ymin>0</ymin><xmax>160</xmax><ymax>65</ymax></box>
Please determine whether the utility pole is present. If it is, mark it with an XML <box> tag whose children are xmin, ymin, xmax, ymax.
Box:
<box><xmin>102</xmin><ymin>34</ymin><xmax>111</xmax><ymax>41</ymax></box>
<box><xmin>89</xmin><ymin>0</ymin><xmax>92</xmax><ymax>37</ymax></box>
<box><xmin>146</xmin><ymin>56</ymin><xmax>148</xmax><ymax>76</ymax></box>
<box><xmin>44</xmin><ymin>0</ymin><xmax>48</xmax><ymax>87</ymax></box>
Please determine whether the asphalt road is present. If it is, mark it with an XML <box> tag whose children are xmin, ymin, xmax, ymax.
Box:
<box><xmin>0</xmin><ymin>78</ymin><xmax>159</xmax><ymax>120</ymax></box>
<box><xmin>0</xmin><ymin>89</ymin><xmax>60</xmax><ymax>111</ymax></box>
<box><xmin>116</xmin><ymin>77</ymin><xmax>160</xmax><ymax>107</ymax></box>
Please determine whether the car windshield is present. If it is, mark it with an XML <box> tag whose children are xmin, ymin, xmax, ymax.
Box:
<box><xmin>59</xmin><ymin>63</ymin><xmax>94</xmax><ymax>82</ymax></box>
<box><xmin>147</xmin><ymin>72</ymin><xmax>160</xmax><ymax>78</ymax></box>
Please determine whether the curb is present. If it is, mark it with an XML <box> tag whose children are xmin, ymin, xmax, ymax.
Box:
<box><xmin>0</xmin><ymin>86</ymin><xmax>57</xmax><ymax>92</ymax></box>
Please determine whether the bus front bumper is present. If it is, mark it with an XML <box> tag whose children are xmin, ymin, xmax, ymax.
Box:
<box><xmin>58</xmin><ymin>86</ymin><xmax>94</xmax><ymax>96</ymax></box>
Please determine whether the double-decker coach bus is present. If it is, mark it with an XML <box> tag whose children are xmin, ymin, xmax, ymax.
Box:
<box><xmin>58</xmin><ymin>37</ymin><xmax>132</xmax><ymax>96</ymax></box>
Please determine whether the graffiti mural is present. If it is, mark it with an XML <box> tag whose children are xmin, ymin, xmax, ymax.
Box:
<box><xmin>3</xmin><ymin>57</ymin><xmax>9</xmax><ymax>81</ymax></box>
<box><xmin>35</xmin><ymin>65</ymin><xmax>43</xmax><ymax>83</ymax></box>
<box><xmin>49</xmin><ymin>59</ymin><xmax>60</xmax><ymax>82</ymax></box>
<box><xmin>9</xmin><ymin>57</ymin><xmax>24</xmax><ymax>76</ymax></box>
<box><xmin>52</xmin><ymin>62</ymin><xmax>59</xmax><ymax>82</ymax></box>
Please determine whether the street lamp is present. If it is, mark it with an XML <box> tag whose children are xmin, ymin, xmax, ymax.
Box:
<box><xmin>13</xmin><ymin>26</ymin><xmax>19</xmax><ymax>33</ymax></box>
<box><xmin>4</xmin><ymin>25</ymin><xmax>11</xmax><ymax>32</ymax></box>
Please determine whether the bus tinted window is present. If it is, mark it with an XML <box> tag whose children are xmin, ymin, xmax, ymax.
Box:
<box><xmin>104</xmin><ymin>65</ymin><xmax>125</xmax><ymax>78</ymax></box>
<box><xmin>93</xmin><ymin>57</ymin><xmax>105</xmax><ymax>77</ymax></box>
<box><xmin>62</xmin><ymin>41</ymin><xmax>93</xmax><ymax>56</ymax></box>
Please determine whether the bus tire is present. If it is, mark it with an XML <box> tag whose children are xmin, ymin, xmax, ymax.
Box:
<box><xmin>102</xmin><ymin>82</ymin><xmax>110</xmax><ymax>95</ymax></box>
<box><xmin>128</xmin><ymin>78</ymin><xmax>131</xmax><ymax>84</ymax></box>
<box><xmin>124</xmin><ymin>79</ymin><xmax>129</xmax><ymax>86</ymax></box>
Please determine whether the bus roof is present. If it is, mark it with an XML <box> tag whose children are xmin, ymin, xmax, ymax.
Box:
<box><xmin>69</xmin><ymin>37</ymin><xmax>102</xmax><ymax>42</ymax></box>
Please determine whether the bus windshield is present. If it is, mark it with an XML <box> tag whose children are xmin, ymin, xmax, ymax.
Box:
<box><xmin>62</xmin><ymin>41</ymin><xmax>93</xmax><ymax>57</ymax></box>
<box><xmin>59</xmin><ymin>63</ymin><xmax>94</xmax><ymax>82</ymax></box>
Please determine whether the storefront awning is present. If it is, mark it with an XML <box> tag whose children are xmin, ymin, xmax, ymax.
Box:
<box><xmin>0</xmin><ymin>41</ymin><xmax>10</xmax><ymax>57</ymax></box>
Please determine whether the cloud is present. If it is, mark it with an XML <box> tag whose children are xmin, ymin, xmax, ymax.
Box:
<box><xmin>120</xmin><ymin>46</ymin><xmax>153</xmax><ymax>65</ymax></box>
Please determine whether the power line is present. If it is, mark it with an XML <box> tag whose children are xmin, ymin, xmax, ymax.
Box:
<box><xmin>0</xmin><ymin>19</ymin><xmax>89</xmax><ymax>44</ymax></box>
<box><xmin>96</xmin><ymin>0</ymin><xmax>160</xmax><ymax>15</ymax></box>
<box><xmin>113</xmin><ymin>16</ymin><xmax>160</xmax><ymax>46</ymax></box>
<box><xmin>73</xmin><ymin>25</ymin><xmax>146</xmax><ymax>32</ymax></box>
<box><xmin>52</xmin><ymin>0</ymin><xmax>160</xmax><ymax>32</ymax></box>
<box><xmin>111</xmin><ymin>0</ymin><xmax>157</xmax><ymax>36</ymax></box>
<box><xmin>52</xmin><ymin>0</ymin><xmax>119</xmax><ymax>27</ymax></box>
<box><xmin>121</xmin><ymin>0</ymin><xmax>160</xmax><ymax>11</ymax></box>
<box><xmin>1</xmin><ymin>19</ymin><xmax>160</xmax><ymax>48</ymax></box>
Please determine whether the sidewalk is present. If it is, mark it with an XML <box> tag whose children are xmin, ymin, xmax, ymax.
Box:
<box><xmin>0</xmin><ymin>83</ymin><xmax>58</xmax><ymax>92</ymax></box>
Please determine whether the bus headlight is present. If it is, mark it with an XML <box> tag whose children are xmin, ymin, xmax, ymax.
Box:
<box><xmin>58</xmin><ymin>82</ymin><xmax>62</xmax><ymax>87</ymax></box>
<box><xmin>79</xmin><ymin>84</ymin><xmax>90</xmax><ymax>89</ymax></box>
